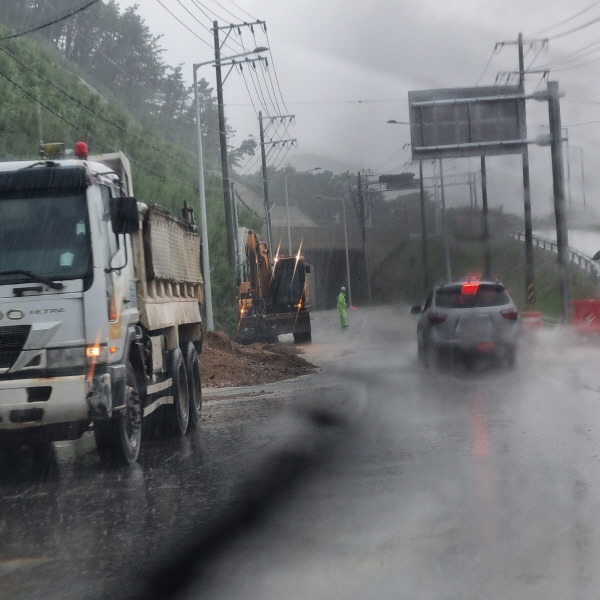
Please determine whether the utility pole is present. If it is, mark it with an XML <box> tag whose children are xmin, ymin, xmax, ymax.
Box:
<box><xmin>480</xmin><ymin>156</ymin><xmax>491</xmax><ymax>279</ymax></box>
<box><xmin>418</xmin><ymin>160</ymin><xmax>430</xmax><ymax>291</ymax></box>
<box><xmin>212</xmin><ymin>21</ymin><xmax>236</xmax><ymax>272</ymax></box>
<box><xmin>438</xmin><ymin>159</ymin><xmax>452</xmax><ymax>282</ymax></box>
<box><xmin>212</xmin><ymin>21</ymin><xmax>267</xmax><ymax>272</ymax></box>
<box><xmin>257</xmin><ymin>112</ymin><xmax>296</xmax><ymax>259</ymax></box>
<box><xmin>231</xmin><ymin>180</ymin><xmax>242</xmax><ymax>283</ymax></box>
<box><xmin>357</xmin><ymin>172</ymin><xmax>372</xmax><ymax>300</ymax></box>
<box><xmin>547</xmin><ymin>80</ymin><xmax>571</xmax><ymax>322</ymax></box>
<box><xmin>258</xmin><ymin>111</ymin><xmax>272</xmax><ymax>256</ymax></box>
<box><xmin>579</xmin><ymin>147</ymin><xmax>587</xmax><ymax>209</ymax></box>
<box><xmin>518</xmin><ymin>32</ymin><xmax>536</xmax><ymax>305</ymax></box>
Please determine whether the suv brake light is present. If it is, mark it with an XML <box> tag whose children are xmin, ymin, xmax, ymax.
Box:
<box><xmin>461</xmin><ymin>282</ymin><xmax>479</xmax><ymax>295</ymax></box>
<box><xmin>500</xmin><ymin>309</ymin><xmax>518</xmax><ymax>321</ymax></box>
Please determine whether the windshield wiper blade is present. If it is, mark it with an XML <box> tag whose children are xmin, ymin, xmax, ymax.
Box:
<box><xmin>0</xmin><ymin>270</ymin><xmax>65</xmax><ymax>290</ymax></box>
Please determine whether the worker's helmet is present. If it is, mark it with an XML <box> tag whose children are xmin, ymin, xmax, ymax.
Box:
<box><xmin>341</xmin><ymin>286</ymin><xmax>346</xmax><ymax>291</ymax></box>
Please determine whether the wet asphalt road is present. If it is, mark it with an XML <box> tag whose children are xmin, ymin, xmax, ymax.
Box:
<box><xmin>3</xmin><ymin>305</ymin><xmax>600</xmax><ymax>599</ymax></box>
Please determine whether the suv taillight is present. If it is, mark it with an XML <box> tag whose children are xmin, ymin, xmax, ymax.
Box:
<box><xmin>428</xmin><ymin>312</ymin><xmax>447</xmax><ymax>325</ymax></box>
<box><xmin>501</xmin><ymin>309</ymin><xmax>518</xmax><ymax>321</ymax></box>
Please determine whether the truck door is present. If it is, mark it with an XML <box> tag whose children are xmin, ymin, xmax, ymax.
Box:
<box><xmin>99</xmin><ymin>186</ymin><xmax>136</xmax><ymax>358</ymax></box>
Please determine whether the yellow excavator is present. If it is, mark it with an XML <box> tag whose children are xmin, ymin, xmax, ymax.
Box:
<box><xmin>237</xmin><ymin>229</ymin><xmax>311</xmax><ymax>344</ymax></box>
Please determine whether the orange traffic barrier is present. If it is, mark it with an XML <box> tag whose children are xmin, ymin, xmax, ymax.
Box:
<box><xmin>571</xmin><ymin>299</ymin><xmax>600</xmax><ymax>334</ymax></box>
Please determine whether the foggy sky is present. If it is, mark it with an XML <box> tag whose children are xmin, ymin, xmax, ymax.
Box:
<box><xmin>115</xmin><ymin>0</ymin><xmax>600</xmax><ymax>220</ymax></box>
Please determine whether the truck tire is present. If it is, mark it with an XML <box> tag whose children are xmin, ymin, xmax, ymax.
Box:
<box><xmin>183</xmin><ymin>342</ymin><xmax>202</xmax><ymax>430</ymax></box>
<box><xmin>169</xmin><ymin>347</ymin><xmax>189</xmax><ymax>436</ymax></box>
<box><xmin>94</xmin><ymin>362</ymin><xmax>142</xmax><ymax>466</ymax></box>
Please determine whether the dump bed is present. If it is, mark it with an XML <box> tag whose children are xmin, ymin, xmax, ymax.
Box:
<box><xmin>133</xmin><ymin>204</ymin><xmax>204</xmax><ymax>332</ymax></box>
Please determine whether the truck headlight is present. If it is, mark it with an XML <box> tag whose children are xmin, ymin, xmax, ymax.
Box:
<box><xmin>46</xmin><ymin>347</ymin><xmax>87</xmax><ymax>369</ymax></box>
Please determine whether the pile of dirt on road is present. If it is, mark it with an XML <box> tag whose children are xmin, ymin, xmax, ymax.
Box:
<box><xmin>200</xmin><ymin>330</ymin><xmax>317</xmax><ymax>388</ymax></box>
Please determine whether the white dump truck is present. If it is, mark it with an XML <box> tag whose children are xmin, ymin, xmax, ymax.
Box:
<box><xmin>0</xmin><ymin>142</ymin><xmax>204</xmax><ymax>465</ymax></box>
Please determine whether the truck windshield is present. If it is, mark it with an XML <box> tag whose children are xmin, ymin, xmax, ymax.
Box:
<box><xmin>0</xmin><ymin>193</ymin><xmax>91</xmax><ymax>286</ymax></box>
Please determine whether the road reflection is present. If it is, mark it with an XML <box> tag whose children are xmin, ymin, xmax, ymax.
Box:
<box><xmin>0</xmin><ymin>442</ymin><xmax>59</xmax><ymax>484</ymax></box>
<box><xmin>0</xmin><ymin>376</ymin><xmax>350</xmax><ymax>600</ymax></box>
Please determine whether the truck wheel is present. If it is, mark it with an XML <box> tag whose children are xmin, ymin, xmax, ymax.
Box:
<box><xmin>95</xmin><ymin>363</ymin><xmax>142</xmax><ymax>466</ymax></box>
<box><xmin>184</xmin><ymin>342</ymin><xmax>202</xmax><ymax>430</ymax></box>
<box><xmin>169</xmin><ymin>347</ymin><xmax>189</xmax><ymax>436</ymax></box>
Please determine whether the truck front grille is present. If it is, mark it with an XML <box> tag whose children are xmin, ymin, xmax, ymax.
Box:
<box><xmin>0</xmin><ymin>325</ymin><xmax>31</xmax><ymax>369</ymax></box>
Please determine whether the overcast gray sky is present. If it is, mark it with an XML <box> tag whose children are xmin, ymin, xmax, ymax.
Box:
<box><xmin>116</xmin><ymin>0</ymin><xmax>600</xmax><ymax>219</ymax></box>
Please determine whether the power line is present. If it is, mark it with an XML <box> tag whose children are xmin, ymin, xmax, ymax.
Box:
<box><xmin>209</xmin><ymin>0</ymin><xmax>246</xmax><ymax>23</ymax></box>
<box><xmin>192</xmin><ymin>0</ymin><xmax>245</xmax><ymax>38</ymax></box>
<box><xmin>238</xmin><ymin>64</ymin><xmax>259</xmax><ymax>115</ymax></box>
<box><xmin>0</xmin><ymin>50</ymin><xmax>224</xmax><ymax>191</ymax></box>
<box><xmin>535</xmin><ymin>38</ymin><xmax>600</xmax><ymax>70</ymax></box>
<box><xmin>545</xmin><ymin>13</ymin><xmax>600</xmax><ymax>40</ymax></box>
<box><xmin>0</xmin><ymin>4</ymin><xmax>261</xmax><ymax>194</ymax></box>
<box><xmin>0</xmin><ymin>45</ymin><xmax>201</xmax><ymax>173</ymax></box>
<box><xmin>227</xmin><ymin>0</ymin><xmax>257</xmax><ymax>21</ymax></box>
<box><xmin>544</xmin><ymin>54</ymin><xmax>600</xmax><ymax>70</ymax></box>
<box><xmin>0</xmin><ymin>0</ymin><xmax>101</xmax><ymax>40</ymax></box>
<box><xmin>0</xmin><ymin>65</ymin><xmax>110</xmax><ymax>149</ymax></box>
<box><xmin>155</xmin><ymin>0</ymin><xmax>213</xmax><ymax>50</ymax></box>
<box><xmin>182</xmin><ymin>0</ymin><xmax>243</xmax><ymax>55</ymax></box>
<box><xmin>529</xmin><ymin>1</ymin><xmax>600</xmax><ymax>36</ymax></box>
<box><xmin>145</xmin><ymin>3</ymin><xmax>293</xmax><ymax>175</ymax></box>
<box><xmin>146</xmin><ymin>3</ymin><xmax>293</xmax><ymax>178</ymax></box>
<box><xmin>475</xmin><ymin>45</ymin><xmax>501</xmax><ymax>85</ymax></box>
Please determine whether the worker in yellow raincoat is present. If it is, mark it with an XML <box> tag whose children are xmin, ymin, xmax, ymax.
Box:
<box><xmin>337</xmin><ymin>286</ymin><xmax>348</xmax><ymax>328</ymax></box>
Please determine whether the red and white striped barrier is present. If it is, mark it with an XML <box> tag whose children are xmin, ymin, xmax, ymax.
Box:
<box><xmin>522</xmin><ymin>311</ymin><xmax>542</xmax><ymax>329</ymax></box>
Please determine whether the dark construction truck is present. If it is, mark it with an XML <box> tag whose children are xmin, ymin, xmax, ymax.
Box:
<box><xmin>237</xmin><ymin>228</ymin><xmax>311</xmax><ymax>344</ymax></box>
<box><xmin>0</xmin><ymin>144</ymin><xmax>203</xmax><ymax>465</ymax></box>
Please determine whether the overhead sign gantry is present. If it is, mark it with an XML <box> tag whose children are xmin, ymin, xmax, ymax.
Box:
<box><xmin>408</xmin><ymin>85</ymin><xmax>526</xmax><ymax>160</ymax></box>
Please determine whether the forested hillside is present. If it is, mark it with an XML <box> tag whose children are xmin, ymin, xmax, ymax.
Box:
<box><xmin>0</xmin><ymin>1</ymin><xmax>261</xmax><ymax>331</ymax></box>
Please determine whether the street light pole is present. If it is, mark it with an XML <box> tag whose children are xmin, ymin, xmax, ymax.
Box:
<box><xmin>192</xmin><ymin>47</ymin><xmax>267</xmax><ymax>331</ymax></box>
<box><xmin>317</xmin><ymin>195</ymin><xmax>352</xmax><ymax>306</ymax></box>
<box><xmin>284</xmin><ymin>167</ymin><xmax>321</xmax><ymax>256</ymax></box>
<box><xmin>193</xmin><ymin>64</ymin><xmax>214</xmax><ymax>331</ymax></box>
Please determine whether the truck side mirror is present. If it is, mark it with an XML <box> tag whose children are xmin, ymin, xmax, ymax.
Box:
<box><xmin>110</xmin><ymin>196</ymin><xmax>138</xmax><ymax>234</ymax></box>
<box><xmin>304</xmin><ymin>264</ymin><xmax>311</xmax><ymax>273</ymax></box>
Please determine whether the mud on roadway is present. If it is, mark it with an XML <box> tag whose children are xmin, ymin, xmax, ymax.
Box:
<box><xmin>200</xmin><ymin>330</ymin><xmax>317</xmax><ymax>388</ymax></box>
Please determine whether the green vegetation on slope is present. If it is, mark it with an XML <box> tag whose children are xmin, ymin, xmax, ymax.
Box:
<box><xmin>0</xmin><ymin>15</ymin><xmax>263</xmax><ymax>333</ymax></box>
<box><xmin>375</xmin><ymin>233</ymin><xmax>599</xmax><ymax>319</ymax></box>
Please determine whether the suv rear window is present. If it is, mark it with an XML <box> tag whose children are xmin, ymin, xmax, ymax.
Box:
<box><xmin>435</xmin><ymin>284</ymin><xmax>510</xmax><ymax>309</ymax></box>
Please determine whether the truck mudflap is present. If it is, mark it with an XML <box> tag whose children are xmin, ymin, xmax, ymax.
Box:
<box><xmin>0</xmin><ymin>375</ymin><xmax>89</xmax><ymax>443</ymax></box>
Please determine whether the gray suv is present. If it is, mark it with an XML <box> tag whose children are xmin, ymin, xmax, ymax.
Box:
<box><xmin>414</xmin><ymin>280</ymin><xmax>521</xmax><ymax>368</ymax></box>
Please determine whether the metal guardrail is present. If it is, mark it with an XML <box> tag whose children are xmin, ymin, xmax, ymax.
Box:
<box><xmin>512</xmin><ymin>231</ymin><xmax>600</xmax><ymax>279</ymax></box>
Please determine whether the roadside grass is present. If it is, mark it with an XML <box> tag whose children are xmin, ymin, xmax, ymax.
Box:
<box><xmin>375</xmin><ymin>233</ymin><xmax>599</xmax><ymax>320</ymax></box>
